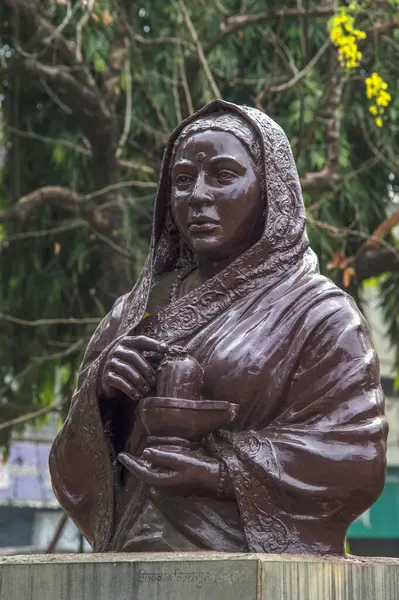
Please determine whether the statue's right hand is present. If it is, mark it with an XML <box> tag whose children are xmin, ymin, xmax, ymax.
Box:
<box><xmin>100</xmin><ymin>336</ymin><xmax>168</xmax><ymax>402</ymax></box>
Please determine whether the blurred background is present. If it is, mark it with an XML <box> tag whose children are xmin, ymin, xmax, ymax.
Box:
<box><xmin>0</xmin><ymin>0</ymin><xmax>398</xmax><ymax>555</ymax></box>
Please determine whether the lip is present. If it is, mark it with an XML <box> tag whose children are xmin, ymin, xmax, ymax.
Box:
<box><xmin>188</xmin><ymin>222</ymin><xmax>220</xmax><ymax>233</ymax></box>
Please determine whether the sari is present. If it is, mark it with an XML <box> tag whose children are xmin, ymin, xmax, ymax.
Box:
<box><xmin>49</xmin><ymin>100</ymin><xmax>387</xmax><ymax>556</ymax></box>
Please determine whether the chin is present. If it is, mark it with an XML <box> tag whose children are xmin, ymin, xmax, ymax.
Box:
<box><xmin>189</xmin><ymin>235</ymin><xmax>227</xmax><ymax>256</ymax></box>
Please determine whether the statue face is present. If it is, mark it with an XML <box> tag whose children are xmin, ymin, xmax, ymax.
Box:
<box><xmin>171</xmin><ymin>130</ymin><xmax>263</xmax><ymax>260</ymax></box>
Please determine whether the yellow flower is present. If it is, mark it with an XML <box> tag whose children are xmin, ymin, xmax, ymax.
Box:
<box><xmin>354</xmin><ymin>30</ymin><xmax>367</xmax><ymax>40</ymax></box>
<box><xmin>369</xmin><ymin>106</ymin><xmax>378</xmax><ymax>116</ymax></box>
<box><xmin>380</xmin><ymin>91</ymin><xmax>392</xmax><ymax>102</ymax></box>
<box><xmin>376</xmin><ymin>97</ymin><xmax>389</xmax><ymax>107</ymax></box>
<box><xmin>329</xmin><ymin>9</ymin><xmax>366</xmax><ymax>70</ymax></box>
<box><xmin>375</xmin><ymin>117</ymin><xmax>383</xmax><ymax>128</ymax></box>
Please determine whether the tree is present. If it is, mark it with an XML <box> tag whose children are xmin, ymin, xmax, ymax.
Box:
<box><xmin>0</xmin><ymin>0</ymin><xmax>398</xmax><ymax>444</ymax></box>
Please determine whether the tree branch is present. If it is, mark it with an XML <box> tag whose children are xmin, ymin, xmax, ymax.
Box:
<box><xmin>353</xmin><ymin>247</ymin><xmax>399</xmax><ymax>284</ymax></box>
<box><xmin>104</xmin><ymin>9</ymin><xmax>129</xmax><ymax>107</ymax></box>
<box><xmin>0</xmin><ymin>180</ymin><xmax>156</xmax><ymax>225</ymax></box>
<box><xmin>0</xmin><ymin>400</ymin><xmax>66</xmax><ymax>433</ymax></box>
<box><xmin>2</xmin><ymin>220</ymin><xmax>87</xmax><ymax>243</ymax></box>
<box><xmin>3</xmin><ymin>0</ymin><xmax>77</xmax><ymax>65</ymax></box>
<box><xmin>268</xmin><ymin>38</ymin><xmax>330</xmax><ymax>93</ymax></box>
<box><xmin>357</xmin><ymin>108</ymin><xmax>399</xmax><ymax>177</ymax></box>
<box><xmin>46</xmin><ymin>513</ymin><xmax>69</xmax><ymax>554</ymax></box>
<box><xmin>19</xmin><ymin>58</ymin><xmax>106</xmax><ymax>120</ymax></box>
<box><xmin>116</xmin><ymin>51</ymin><xmax>133</xmax><ymax>158</ymax></box>
<box><xmin>0</xmin><ymin>314</ymin><xmax>101</xmax><ymax>327</ymax></box>
<box><xmin>203</xmin><ymin>6</ymin><xmax>336</xmax><ymax>55</ymax></box>
<box><xmin>4</xmin><ymin>0</ymin><xmax>100</xmax><ymax>99</ymax></box>
<box><xmin>176</xmin><ymin>0</ymin><xmax>221</xmax><ymax>99</ymax></box>
<box><xmin>6</xmin><ymin>126</ymin><xmax>155</xmax><ymax>174</ymax></box>
<box><xmin>298</xmin><ymin>57</ymin><xmax>343</xmax><ymax>195</ymax></box>
<box><xmin>0</xmin><ymin>186</ymin><xmax>81</xmax><ymax>222</ymax></box>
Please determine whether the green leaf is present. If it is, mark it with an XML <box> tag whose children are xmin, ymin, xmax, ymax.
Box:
<box><xmin>52</xmin><ymin>144</ymin><xmax>66</xmax><ymax>166</ymax></box>
<box><xmin>94</xmin><ymin>55</ymin><xmax>107</xmax><ymax>73</ymax></box>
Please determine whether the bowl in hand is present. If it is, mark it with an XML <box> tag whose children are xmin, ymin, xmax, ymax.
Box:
<box><xmin>138</xmin><ymin>397</ymin><xmax>239</xmax><ymax>441</ymax></box>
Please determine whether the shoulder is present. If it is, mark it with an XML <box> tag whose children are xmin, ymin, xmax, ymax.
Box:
<box><xmin>304</xmin><ymin>273</ymin><xmax>367</xmax><ymax>330</ymax></box>
<box><xmin>296</xmin><ymin>274</ymin><xmax>375</xmax><ymax>366</ymax></box>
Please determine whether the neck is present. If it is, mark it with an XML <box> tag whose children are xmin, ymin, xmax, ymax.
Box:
<box><xmin>196</xmin><ymin>240</ymin><xmax>256</xmax><ymax>281</ymax></box>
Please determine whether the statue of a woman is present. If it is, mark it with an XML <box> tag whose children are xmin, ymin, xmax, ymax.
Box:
<box><xmin>49</xmin><ymin>100</ymin><xmax>387</xmax><ymax>556</ymax></box>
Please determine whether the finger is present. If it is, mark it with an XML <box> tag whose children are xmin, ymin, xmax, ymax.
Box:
<box><xmin>108</xmin><ymin>358</ymin><xmax>150</xmax><ymax>395</ymax></box>
<box><xmin>122</xmin><ymin>336</ymin><xmax>168</xmax><ymax>355</ymax></box>
<box><xmin>117</xmin><ymin>453</ymin><xmax>179</xmax><ymax>487</ymax></box>
<box><xmin>104</xmin><ymin>372</ymin><xmax>141</xmax><ymax>402</ymax></box>
<box><xmin>142</xmin><ymin>448</ymin><xmax>191</xmax><ymax>470</ymax></box>
<box><xmin>113</xmin><ymin>348</ymin><xmax>157</xmax><ymax>387</ymax></box>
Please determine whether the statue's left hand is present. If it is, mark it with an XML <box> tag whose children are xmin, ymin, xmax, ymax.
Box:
<box><xmin>117</xmin><ymin>448</ymin><xmax>220</xmax><ymax>495</ymax></box>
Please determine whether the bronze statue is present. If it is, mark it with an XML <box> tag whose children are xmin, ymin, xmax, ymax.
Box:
<box><xmin>49</xmin><ymin>100</ymin><xmax>387</xmax><ymax>556</ymax></box>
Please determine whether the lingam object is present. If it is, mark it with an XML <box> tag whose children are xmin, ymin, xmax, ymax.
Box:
<box><xmin>49</xmin><ymin>100</ymin><xmax>387</xmax><ymax>556</ymax></box>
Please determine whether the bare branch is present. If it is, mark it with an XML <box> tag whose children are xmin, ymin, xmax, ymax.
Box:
<box><xmin>6</xmin><ymin>127</ymin><xmax>91</xmax><ymax>156</ymax></box>
<box><xmin>75</xmin><ymin>0</ymin><xmax>97</xmax><ymax>63</ymax></box>
<box><xmin>33</xmin><ymin>339</ymin><xmax>85</xmax><ymax>364</ymax></box>
<box><xmin>19</xmin><ymin>58</ymin><xmax>106</xmax><ymax>119</ymax></box>
<box><xmin>0</xmin><ymin>314</ymin><xmax>101</xmax><ymax>327</ymax></box>
<box><xmin>297</xmin><ymin>56</ymin><xmax>344</xmax><ymax>195</ymax></box>
<box><xmin>133</xmin><ymin>34</ymin><xmax>194</xmax><ymax>50</ymax></box>
<box><xmin>6</xmin><ymin>127</ymin><xmax>155</xmax><ymax>174</ymax></box>
<box><xmin>353</xmin><ymin>247</ymin><xmax>399</xmax><ymax>283</ymax></box>
<box><xmin>203</xmin><ymin>0</ymin><xmax>389</xmax><ymax>56</ymax></box>
<box><xmin>4</xmin><ymin>0</ymin><xmax>98</xmax><ymax>97</ymax></box>
<box><xmin>308</xmin><ymin>156</ymin><xmax>380</xmax><ymax>217</ymax></box>
<box><xmin>44</xmin><ymin>1</ymin><xmax>77</xmax><ymax>46</ymax></box>
<box><xmin>40</xmin><ymin>78</ymin><xmax>73</xmax><ymax>115</ymax></box>
<box><xmin>268</xmin><ymin>38</ymin><xmax>330</xmax><ymax>93</ymax></box>
<box><xmin>203</xmin><ymin>6</ymin><xmax>336</xmax><ymax>55</ymax></box>
<box><xmin>116</xmin><ymin>52</ymin><xmax>133</xmax><ymax>158</ymax></box>
<box><xmin>300</xmin><ymin>168</ymin><xmax>334</xmax><ymax>193</ymax></box>
<box><xmin>0</xmin><ymin>178</ymin><xmax>157</xmax><ymax>230</ymax></box>
<box><xmin>2</xmin><ymin>220</ymin><xmax>87</xmax><ymax>243</ymax></box>
<box><xmin>172</xmin><ymin>56</ymin><xmax>183</xmax><ymax>124</ymax></box>
<box><xmin>0</xmin><ymin>187</ymin><xmax>81</xmax><ymax>222</ymax></box>
<box><xmin>104</xmin><ymin>11</ymin><xmax>129</xmax><ymax>107</ymax></box>
<box><xmin>91</xmin><ymin>228</ymin><xmax>134</xmax><ymax>260</ymax></box>
<box><xmin>178</xmin><ymin>41</ymin><xmax>194</xmax><ymax>116</ymax></box>
<box><xmin>357</xmin><ymin>108</ymin><xmax>399</xmax><ymax>177</ymax></box>
<box><xmin>176</xmin><ymin>0</ymin><xmax>222</xmax><ymax>99</ymax></box>
<box><xmin>3</xmin><ymin>0</ymin><xmax>77</xmax><ymax>65</ymax></box>
<box><xmin>118</xmin><ymin>159</ymin><xmax>156</xmax><ymax>175</ymax></box>
<box><xmin>0</xmin><ymin>401</ymin><xmax>66</xmax><ymax>433</ymax></box>
<box><xmin>83</xmin><ymin>180</ymin><xmax>157</xmax><ymax>202</ymax></box>
<box><xmin>46</xmin><ymin>513</ymin><xmax>68</xmax><ymax>554</ymax></box>
<box><xmin>214</xmin><ymin>0</ymin><xmax>231</xmax><ymax>18</ymax></box>
<box><xmin>321</xmin><ymin>65</ymin><xmax>343</xmax><ymax>184</ymax></box>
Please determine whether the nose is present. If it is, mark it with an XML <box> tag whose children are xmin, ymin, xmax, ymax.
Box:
<box><xmin>189</xmin><ymin>172</ymin><xmax>212</xmax><ymax>206</ymax></box>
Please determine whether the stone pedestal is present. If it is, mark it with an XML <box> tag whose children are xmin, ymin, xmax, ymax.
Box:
<box><xmin>0</xmin><ymin>552</ymin><xmax>398</xmax><ymax>599</ymax></box>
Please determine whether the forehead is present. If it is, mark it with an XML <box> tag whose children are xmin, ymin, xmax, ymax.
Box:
<box><xmin>174</xmin><ymin>130</ymin><xmax>250</xmax><ymax>162</ymax></box>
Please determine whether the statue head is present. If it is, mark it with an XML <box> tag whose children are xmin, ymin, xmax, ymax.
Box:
<box><xmin>170</xmin><ymin>114</ymin><xmax>265</xmax><ymax>262</ymax></box>
<box><xmin>120</xmin><ymin>99</ymin><xmax>313</xmax><ymax>334</ymax></box>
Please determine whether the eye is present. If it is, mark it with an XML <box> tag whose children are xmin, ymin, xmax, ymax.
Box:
<box><xmin>175</xmin><ymin>174</ymin><xmax>194</xmax><ymax>186</ymax></box>
<box><xmin>216</xmin><ymin>169</ymin><xmax>238</xmax><ymax>184</ymax></box>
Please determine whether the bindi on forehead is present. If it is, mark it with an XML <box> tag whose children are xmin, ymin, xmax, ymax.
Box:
<box><xmin>197</xmin><ymin>151</ymin><xmax>206</xmax><ymax>162</ymax></box>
